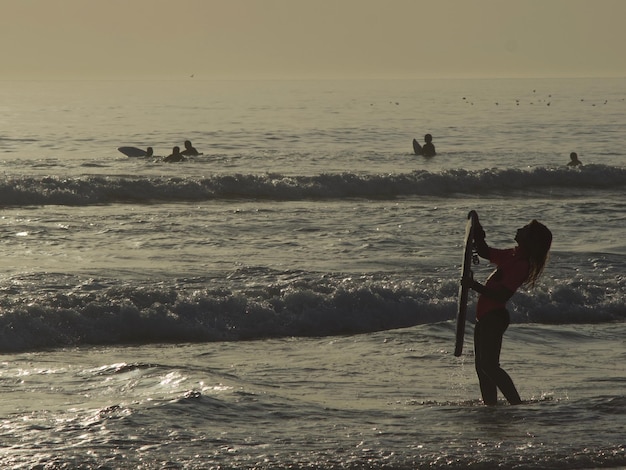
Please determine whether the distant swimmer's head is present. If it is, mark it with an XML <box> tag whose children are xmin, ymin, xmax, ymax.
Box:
<box><xmin>568</xmin><ymin>152</ymin><xmax>582</xmax><ymax>166</ymax></box>
<box><xmin>184</xmin><ymin>140</ymin><xmax>192</xmax><ymax>149</ymax></box>
<box><xmin>424</xmin><ymin>134</ymin><xmax>433</xmax><ymax>143</ymax></box>
<box><xmin>146</xmin><ymin>147</ymin><xmax>154</xmax><ymax>157</ymax></box>
<box><xmin>173</xmin><ymin>146</ymin><xmax>180</xmax><ymax>153</ymax></box>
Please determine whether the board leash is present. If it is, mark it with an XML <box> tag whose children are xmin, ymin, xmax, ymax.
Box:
<box><xmin>471</xmin><ymin>244</ymin><xmax>480</xmax><ymax>266</ymax></box>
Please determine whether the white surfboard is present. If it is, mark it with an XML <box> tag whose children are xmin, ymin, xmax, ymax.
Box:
<box><xmin>118</xmin><ymin>146</ymin><xmax>147</xmax><ymax>157</ymax></box>
<box><xmin>412</xmin><ymin>139</ymin><xmax>422</xmax><ymax>155</ymax></box>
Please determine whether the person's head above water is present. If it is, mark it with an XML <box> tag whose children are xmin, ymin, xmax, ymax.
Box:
<box><xmin>424</xmin><ymin>134</ymin><xmax>433</xmax><ymax>143</ymax></box>
<box><xmin>568</xmin><ymin>152</ymin><xmax>582</xmax><ymax>166</ymax></box>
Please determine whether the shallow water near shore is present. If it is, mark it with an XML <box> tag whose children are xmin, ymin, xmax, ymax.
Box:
<box><xmin>1</xmin><ymin>322</ymin><xmax>624</xmax><ymax>469</ymax></box>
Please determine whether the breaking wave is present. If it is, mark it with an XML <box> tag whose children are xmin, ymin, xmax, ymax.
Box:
<box><xmin>1</xmin><ymin>164</ymin><xmax>623</xmax><ymax>206</ymax></box>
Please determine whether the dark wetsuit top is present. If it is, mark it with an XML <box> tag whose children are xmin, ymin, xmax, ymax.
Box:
<box><xmin>422</xmin><ymin>142</ymin><xmax>436</xmax><ymax>157</ymax></box>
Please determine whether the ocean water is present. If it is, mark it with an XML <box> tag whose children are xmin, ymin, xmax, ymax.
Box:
<box><xmin>0</xmin><ymin>78</ymin><xmax>624</xmax><ymax>469</ymax></box>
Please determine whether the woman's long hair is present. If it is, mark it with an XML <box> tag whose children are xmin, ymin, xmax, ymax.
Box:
<box><xmin>524</xmin><ymin>220</ymin><xmax>552</xmax><ymax>288</ymax></box>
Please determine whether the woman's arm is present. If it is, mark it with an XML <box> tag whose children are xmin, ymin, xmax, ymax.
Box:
<box><xmin>473</xmin><ymin>222</ymin><xmax>490</xmax><ymax>259</ymax></box>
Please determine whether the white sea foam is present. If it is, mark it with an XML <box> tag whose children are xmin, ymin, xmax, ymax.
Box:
<box><xmin>0</xmin><ymin>267</ymin><xmax>622</xmax><ymax>352</ymax></box>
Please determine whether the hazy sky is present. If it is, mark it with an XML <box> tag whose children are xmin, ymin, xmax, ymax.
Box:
<box><xmin>2</xmin><ymin>0</ymin><xmax>625</xmax><ymax>80</ymax></box>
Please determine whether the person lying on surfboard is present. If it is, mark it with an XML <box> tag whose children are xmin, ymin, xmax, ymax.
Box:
<box><xmin>164</xmin><ymin>146</ymin><xmax>186</xmax><ymax>163</ymax></box>
<box><xmin>462</xmin><ymin>216</ymin><xmax>552</xmax><ymax>405</ymax></box>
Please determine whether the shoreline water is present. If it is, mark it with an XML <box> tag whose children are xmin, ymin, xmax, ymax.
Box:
<box><xmin>0</xmin><ymin>323</ymin><xmax>624</xmax><ymax>469</ymax></box>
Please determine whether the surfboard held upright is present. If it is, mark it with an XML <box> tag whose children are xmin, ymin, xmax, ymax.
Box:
<box><xmin>412</xmin><ymin>139</ymin><xmax>422</xmax><ymax>155</ymax></box>
<box><xmin>455</xmin><ymin>210</ymin><xmax>479</xmax><ymax>357</ymax></box>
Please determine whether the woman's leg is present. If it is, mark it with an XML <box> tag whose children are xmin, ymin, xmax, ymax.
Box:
<box><xmin>474</xmin><ymin>320</ymin><xmax>498</xmax><ymax>405</ymax></box>
<box><xmin>474</xmin><ymin>311</ymin><xmax>522</xmax><ymax>405</ymax></box>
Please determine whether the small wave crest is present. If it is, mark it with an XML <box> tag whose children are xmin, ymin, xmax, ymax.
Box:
<box><xmin>0</xmin><ymin>164</ymin><xmax>623</xmax><ymax>206</ymax></box>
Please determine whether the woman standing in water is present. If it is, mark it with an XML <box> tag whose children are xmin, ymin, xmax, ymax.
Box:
<box><xmin>464</xmin><ymin>215</ymin><xmax>552</xmax><ymax>405</ymax></box>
